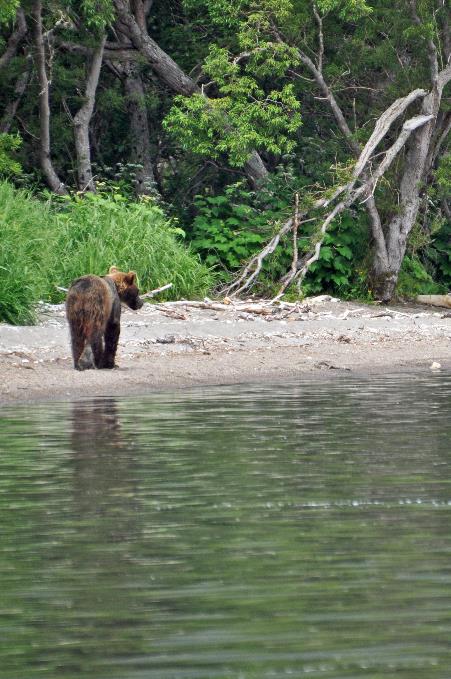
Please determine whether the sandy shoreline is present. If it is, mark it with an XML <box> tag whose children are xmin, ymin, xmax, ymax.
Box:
<box><xmin>1</xmin><ymin>296</ymin><xmax>450</xmax><ymax>404</ymax></box>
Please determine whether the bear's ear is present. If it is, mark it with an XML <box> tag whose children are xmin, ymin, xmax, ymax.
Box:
<box><xmin>109</xmin><ymin>266</ymin><xmax>119</xmax><ymax>274</ymax></box>
<box><xmin>125</xmin><ymin>271</ymin><xmax>137</xmax><ymax>285</ymax></box>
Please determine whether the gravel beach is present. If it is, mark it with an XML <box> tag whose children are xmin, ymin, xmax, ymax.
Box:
<box><xmin>1</xmin><ymin>296</ymin><xmax>450</xmax><ymax>404</ymax></box>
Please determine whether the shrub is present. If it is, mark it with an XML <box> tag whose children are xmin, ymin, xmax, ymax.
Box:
<box><xmin>300</xmin><ymin>212</ymin><xmax>371</xmax><ymax>300</ymax></box>
<box><xmin>0</xmin><ymin>181</ymin><xmax>213</xmax><ymax>325</ymax></box>
<box><xmin>49</xmin><ymin>192</ymin><xmax>213</xmax><ymax>302</ymax></box>
<box><xmin>395</xmin><ymin>255</ymin><xmax>446</xmax><ymax>297</ymax></box>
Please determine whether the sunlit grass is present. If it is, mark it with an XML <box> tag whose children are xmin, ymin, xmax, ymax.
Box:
<box><xmin>0</xmin><ymin>182</ymin><xmax>213</xmax><ymax>324</ymax></box>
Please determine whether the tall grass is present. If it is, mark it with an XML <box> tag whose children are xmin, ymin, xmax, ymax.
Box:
<box><xmin>0</xmin><ymin>182</ymin><xmax>54</xmax><ymax>324</ymax></box>
<box><xmin>49</xmin><ymin>193</ymin><xmax>213</xmax><ymax>301</ymax></box>
<box><xmin>0</xmin><ymin>181</ymin><xmax>213</xmax><ymax>325</ymax></box>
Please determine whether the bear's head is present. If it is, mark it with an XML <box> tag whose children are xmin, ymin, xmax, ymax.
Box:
<box><xmin>108</xmin><ymin>266</ymin><xmax>144</xmax><ymax>310</ymax></box>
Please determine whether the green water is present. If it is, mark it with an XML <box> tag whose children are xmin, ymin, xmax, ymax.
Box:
<box><xmin>1</xmin><ymin>375</ymin><xmax>451</xmax><ymax>678</ymax></box>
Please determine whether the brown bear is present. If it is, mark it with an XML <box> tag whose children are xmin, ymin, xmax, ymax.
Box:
<box><xmin>66</xmin><ymin>266</ymin><xmax>143</xmax><ymax>370</ymax></box>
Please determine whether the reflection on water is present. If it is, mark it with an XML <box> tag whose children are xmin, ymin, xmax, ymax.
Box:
<box><xmin>1</xmin><ymin>374</ymin><xmax>451</xmax><ymax>679</ymax></box>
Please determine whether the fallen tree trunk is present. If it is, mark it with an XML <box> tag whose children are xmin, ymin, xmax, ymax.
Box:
<box><xmin>417</xmin><ymin>295</ymin><xmax>451</xmax><ymax>309</ymax></box>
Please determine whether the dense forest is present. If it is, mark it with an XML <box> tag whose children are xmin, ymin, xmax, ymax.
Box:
<box><xmin>0</xmin><ymin>0</ymin><xmax>450</xmax><ymax>323</ymax></box>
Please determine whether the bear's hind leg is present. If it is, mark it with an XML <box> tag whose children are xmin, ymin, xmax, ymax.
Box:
<box><xmin>102</xmin><ymin>321</ymin><xmax>120</xmax><ymax>368</ymax></box>
<box><xmin>91</xmin><ymin>332</ymin><xmax>104</xmax><ymax>369</ymax></box>
<box><xmin>70</xmin><ymin>330</ymin><xmax>86</xmax><ymax>370</ymax></box>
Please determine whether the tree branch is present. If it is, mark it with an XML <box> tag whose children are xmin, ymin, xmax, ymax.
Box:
<box><xmin>312</xmin><ymin>5</ymin><xmax>324</xmax><ymax>73</ymax></box>
<box><xmin>112</xmin><ymin>0</ymin><xmax>268</xmax><ymax>186</ymax></box>
<box><xmin>226</xmin><ymin>108</ymin><xmax>434</xmax><ymax>298</ymax></box>
<box><xmin>0</xmin><ymin>55</ymin><xmax>32</xmax><ymax>133</ymax></box>
<box><xmin>409</xmin><ymin>0</ymin><xmax>439</xmax><ymax>85</ymax></box>
<box><xmin>0</xmin><ymin>8</ymin><xmax>27</xmax><ymax>72</ymax></box>
<box><xmin>271</xmin><ymin>113</ymin><xmax>435</xmax><ymax>298</ymax></box>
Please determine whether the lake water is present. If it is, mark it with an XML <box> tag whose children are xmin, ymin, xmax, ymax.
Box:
<box><xmin>1</xmin><ymin>374</ymin><xmax>451</xmax><ymax>679</ymax></box>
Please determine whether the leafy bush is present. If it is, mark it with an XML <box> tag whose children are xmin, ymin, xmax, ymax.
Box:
<box><xmin>395</xmin><ymin>255</ymin><xmax>446</xmax><ymax>297</ymax></box>
<box><xmin>190</xmin><ymin>175</ymin><xmax>301</xmax><ymax>281</ymax></box>
<box><xmin>191</xmin><ymin>191</ymin><xmax>266</xmax><ymax>272</ymax></box>
<box><xmin>0</xmin><ymin>133</ymin><xmax>22</xmax><ymax>177</ymax></box>
<box><xmin>300</xmin><ymin>212</ymin><xmax>371</xmax><ymax>299</ymax></box>
<box><xmin>0</xmin><ymin>181</ymin><xmax>213</xmax><ymax>325</ymax></box>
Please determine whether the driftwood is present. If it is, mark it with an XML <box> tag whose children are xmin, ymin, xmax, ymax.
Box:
<box><xmin>159</xmin><ymin>300</ymin><xmax>274</xmax><ymax>315</ymax></box>
<box><xmin>56</xmin><ymin>282</ymin><xmax>173</xmax><ymax>298</ymax></box>
<box><xmin>417</xmin><ymin>295</ymin><xmax>451</xmax><ymax>309</ymax></box>
<box><xmin>140</xmin><ymin>283</ymin><xmax>173</xmax><ymax>299</ymax></box>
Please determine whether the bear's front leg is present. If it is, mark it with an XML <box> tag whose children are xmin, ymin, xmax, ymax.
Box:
<box><xmin>102</xmin><ymin>321</ymin><xmax>120</xmax><ymax>368</ymax></box>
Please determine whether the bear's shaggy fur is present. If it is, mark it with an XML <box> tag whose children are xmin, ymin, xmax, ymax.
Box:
<box><xmin>66</xmin><ymin>266</ymin><xmax>143</xmax><ymax>370</ymax></box>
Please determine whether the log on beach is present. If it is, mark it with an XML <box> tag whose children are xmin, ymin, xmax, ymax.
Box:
<box><xmin>417</xmin><ymin>295</ymin><xmax>451</xmax><ymax>309</ymax></box>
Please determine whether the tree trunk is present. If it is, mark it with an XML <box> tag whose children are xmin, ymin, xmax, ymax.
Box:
<box><xmin>32</xmin><ymin>0</ymin><xmax>67</xmax><ymax>195</ymax></box>
<box><xmin>123</xmin><ymin>65</ymin><xmax>156</xmax><ymax>195</ymax></box>
<box><xmin>111</xmin><ymin>0</ymin><xmax>268</xmax><ymax>186</ymax></box>
<box><xmin>370</xmin><ymin>68</ymin><xmax>450</xmax><ymax>301</ymax></box>
<box><xmin>73</xmin><ymin>35</ymin><xmax>106</xmax><ymax>192</ymax></box>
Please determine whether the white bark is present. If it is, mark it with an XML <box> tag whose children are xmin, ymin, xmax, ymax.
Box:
<box><xmin>73</xmin><ymin>35</ymin><xmax>106</xmax><ymax>192</ymax></box>
<box><xmin>32</xmin><ymin>0</ymin><xmax>67</xmax><ymax>195</ymax></box>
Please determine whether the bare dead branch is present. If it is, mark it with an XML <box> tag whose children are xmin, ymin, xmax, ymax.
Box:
<box><xmin>312</xmin><ymin>5</ymin><xmax>324</xmax><ymax>73</ymax></box>
<box><xmin>141</xmin><ymin>283</ymin><xmax>173</xmax><ymax>299</ymax></box>
<box><xmin>272</xmin><ymin>113</ymin><xmax>435</xmax><ymax>296</ymax></box>
<box><xmin>224</xmin><ymin>218</ymin><xmax>294</xmax><ymax>296</ymax></box>
<box><xmin>274</xmin><ymin>193</ymin><xmax>301</xmax><ymax>299</ymax></box>
<box><xmin>58</xmin><ymin>39</ymin><xmax>138</xmax><ymax>61</ymax></box>
<box><xmin>228</xmin><ymin>107</ymin><xmax>434</xmax><ymax>300</ymax></box>
<box><xmin>158</xmin><ymin>300</ymin><xmax>274</xmax><ymax>315</ymax></box>
<box><xmin>352</xmin><ymin>89</ymin><xmax>428</xmax><ymax>182</ymax></box>
<box><xmin>292</xmin><ymin>193</ymin><xmax>300</xmax><ymax>275</ymax></box>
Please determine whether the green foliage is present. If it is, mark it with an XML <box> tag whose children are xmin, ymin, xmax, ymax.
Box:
<box><xmin>301</xmin><ymin>212</ymin><xmax>371</xmax><ymax>299</ymax></box>
<box><xmin>435</xmin><ymin>152</ymin><xmax>450</xmax><ymax>200</ymax></box>
<box><xmin>0</xmin><ymin>133</ymin><xmax>22</xmax><ymax>176</ymax></box>
<box><xmin>182</xmin><ymin>0</ymin><xmax>243</xmax><ymax>28</ymax></box>
<box><xmin>420</xmin><ymin>153</ymin><xmax>450</xmax><ymax>287</ymax></box>
<box><xmin>164</xmin><ymin>29</ymin><xmax>301</xmax><ymax>167</ymax></box>
<box><xmin>49</xmin><ymin>191</ymin><xmax>212</xmax><ymax>302</ymax></box>
<box><xmin>427</xmin><ymin>215</ymin><xmax>451</xmax><ymax>288</ymax></box>
<box><xmin>191</xmin><ymin>190</ymin><xmax>266</xmax><ymax>272</ymax></box>
<box><xmin>0</xmin><ymin>181</ymin><xmax>213</xmax><ymax>325</ymax></box>
<box><xmin>0</xmin><ymin>182</ymin><xmax>53</xmax><ymax>324</ymax></box>
<box><xmin>0</xmin><ymin>0</ymin><xmax>19</xmax><ymax>25</ymax></box>
<box><xmin>396</xmin><ymin>255</ymin><xmax>446</xmax><ymax>297</ymax></box>
<box><xmin>189</xmin><ymin>174</ymin><xmax>300</xmax><ymax>278</ymax></box>
<box><xmin>316</xmin><ymin>0</ymin><xmax>372</xmax><ymax>19</ymax></box>
<box><xmin>74</xmin><ymin>0</ymin><xmax>114</xmax><ymax>28</ymax></box>
<box><xmin>165</xmin><ymin>80</ymin><xmax>301</xmax><ymax>167</ymax></box>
